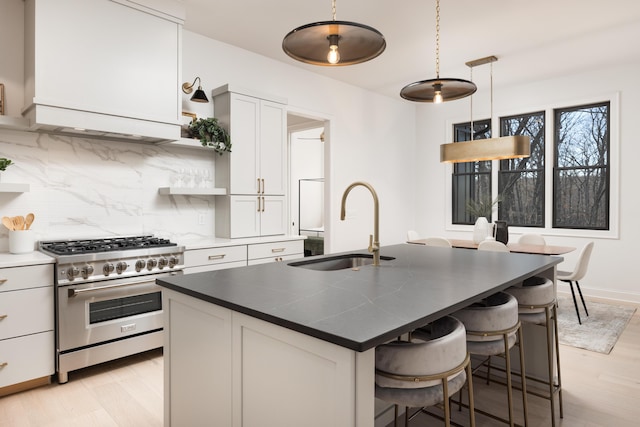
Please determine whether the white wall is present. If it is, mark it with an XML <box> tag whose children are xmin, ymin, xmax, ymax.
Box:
<box><xmin>0</xmin><ymin>5</ymin><xmax>417</xmax><ymax>255</ymax></box>
<box><xmin>413</xmin><ymin>61</ymin><xmax>640</xmax><ymax>302</ymax></box>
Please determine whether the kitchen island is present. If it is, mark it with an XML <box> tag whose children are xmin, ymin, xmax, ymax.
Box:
<box><xmin>157</xmin><ymin>243</ymin><xmax>561</xmax><ymax>427</ymax></box>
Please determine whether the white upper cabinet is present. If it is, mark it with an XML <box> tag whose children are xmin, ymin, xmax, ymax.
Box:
<box><xmin>213</xmin><ymin>85</ymin><xmax>287</xmax><ymax>196</ymax></box>
<box><xmin>21</xmin><ymin>0</ymin><xmax>184</xmax><ymax>143</ymax></box>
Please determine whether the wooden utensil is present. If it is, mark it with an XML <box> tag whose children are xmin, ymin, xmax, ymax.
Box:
<box><xmin>13</xmin><ymin>216</ymin><xmax>25</xmax><ymax>231</ymax></box>
<box><xmin>25</xmin><ymin>213</ymin><xmax>35</xmax><ymax>230</ymax></box>
<box><xmin>2</xmin><ymin>216</ymin><xmax>14</xmax><ymax>231</ymax></box>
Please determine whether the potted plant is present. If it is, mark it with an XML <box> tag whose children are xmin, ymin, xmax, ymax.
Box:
<box><xmin>0</xmin><ymin>158</ymin><xmax>13</xmax><ymax>181</ymax></box>
<box><xmin>188</xmin><ymin>117</ymin><xmax>232</xmax><ymax>155</ymax></box>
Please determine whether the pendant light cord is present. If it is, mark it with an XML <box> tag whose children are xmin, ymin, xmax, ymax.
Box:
<box><xmin>435</xmin><ymin>0</ymin><xmax>440</xmax><ymax>78</ymax></box>
<box><xmin>470</xmin><ymin>66</ymin><xmax>474</xmax><ymax>141</ymax></box>
<box><xmin>332</xmin><ymin>0</ymin><xmax>337</xmax><ymax>21</ymax></box>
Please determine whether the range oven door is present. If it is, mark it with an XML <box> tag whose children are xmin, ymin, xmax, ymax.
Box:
<box><xmin>57</xmin><ymin>270</ymin><xmax>181</xmax><ymax>352</ymax></box>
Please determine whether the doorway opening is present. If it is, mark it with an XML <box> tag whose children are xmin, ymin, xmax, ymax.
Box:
<box><xmin>288</xmin><ymin>114</ymin><xmax>326</xmax><ymax>256</ymax></box>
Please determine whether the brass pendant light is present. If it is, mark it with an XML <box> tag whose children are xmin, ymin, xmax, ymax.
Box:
<box><xmin>440</xmin><ymin>56</ymin><xmax>531</xmax><ymax>163</ymax></box>
<box><xmin>282</xmin><ymin>0</ymin><xmax>386</xmax><ymax>66</ymax></box>
<box><xmin>400</xmin><ymin>0</ymin><xmax>476</xmax><ymax>103</ymax></box>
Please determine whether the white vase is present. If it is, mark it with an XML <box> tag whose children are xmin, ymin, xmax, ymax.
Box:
<box><xmin>473</xmin><ymin>217</ymin><xmax>489</xmax><ymax>244</ymax></box>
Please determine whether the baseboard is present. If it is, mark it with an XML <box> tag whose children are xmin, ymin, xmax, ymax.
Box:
<box><xmin>557</xmin><ymin>283</ymin><xmax>640</xmax><ymax>305</ymax></box>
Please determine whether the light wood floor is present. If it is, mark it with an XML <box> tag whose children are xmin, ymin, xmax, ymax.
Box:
<box><xmin>1</xmin><ymin>296</ymin><xmax>639</xmax><ymax>427</ymax></box>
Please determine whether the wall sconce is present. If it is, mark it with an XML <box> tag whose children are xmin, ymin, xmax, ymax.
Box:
<box><xmin>182</xmin><ymin>77</ymin><xmax>209</xmax><ymax>103</ymax></box>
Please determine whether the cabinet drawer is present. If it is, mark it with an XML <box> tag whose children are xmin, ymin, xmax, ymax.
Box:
<box><xmin>183</xmin><ymin>261</ymin><xmax>247</xmax><ymax>275</ymax></box>
<box><xmin>0</xmin><ymin>264</ymin><xmax>53</xmax><ymax>293</ymax></box>
<box><xmin>0</xmin><ymin>287</ymin><xmax>54</xmax><ymax>340</ymax></box>
<box><xmin>0</xmin><ymin>332</ymin><xmax>55</xmax><ymax>388</ymax></box>
<box><xmin>247</xmin><ymin>253</ymin><xmax>302</xmax><ymax>266</ymax></box>
<box><xmin>184</xmin><ymin>246</ymin><xmax>247</xmax><ymax>268</ymax></box>
<box><xmin>248</xmin><ymin>240</ymin><xmax>304</xmax><ymax>261</ymax></box>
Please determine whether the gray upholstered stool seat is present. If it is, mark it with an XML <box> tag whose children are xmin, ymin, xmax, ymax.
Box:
<box><xmin>506</xmin><ymin>276</ymin><xmax>563</xmax><ymax>427</ymax></box>
<box><xmin>375</xmin><ymin>315</ymin><xmax>476</xmax><ymax>427</ymax></box>
<box><xmin>453</xmin><ymin>291</ymin><xmax>528</xmax><ymax>427</ymax></box>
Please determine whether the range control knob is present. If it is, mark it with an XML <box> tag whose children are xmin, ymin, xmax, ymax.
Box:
<box><xmin>67</xmin><ymin>267</ymin><xmax>80</xmax><ymax>280</ymax></box>
<box><xmin>168</xmin><ymin>256</ymin><xmax>179</xmax><ymax>268</ymax></box>
<box><xmin>158</xmin><ymin>257</ymin><xmax>168</xmax><ymax>269</ymax></box>
<box><xmin>80</xmin><ymin>265</ymin><xmax>94</xmax><ymax>280</ymax></box>
<box><xmin>103</xmin><ymin>263</ymin><xmax>115</xmax><ymax>276</ymax></box>
<box><xmin>135</xmin><ymin>260</ymin><xmax>146</xmax><ymax>272</ymax></box>
<box><xmin>146</xmin><ymin>258</ymin><xmax>158</xmax><ymax>270</ymax></box>
<box><xmin>116</xmin><ymin>262</ymin><xmax>128</xmax><ymax>274</ymax></box>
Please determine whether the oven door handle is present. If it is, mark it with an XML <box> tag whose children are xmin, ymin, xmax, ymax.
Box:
<box><xmin>67</xmin><ymin>277</ymin><xmax>170</xmax><ymax>297</ymax></box>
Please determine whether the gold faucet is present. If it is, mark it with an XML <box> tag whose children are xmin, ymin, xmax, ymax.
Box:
<box><xmin>340</xmin><ymin>181</ymin><xmax>380</xmax><ymax>266</ymax></box>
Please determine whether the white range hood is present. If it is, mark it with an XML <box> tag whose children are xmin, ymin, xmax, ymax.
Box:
<box><xmin>19</xmin><ymin>0</ymin><xmax>185</xmax><ymax>143</ymax></box>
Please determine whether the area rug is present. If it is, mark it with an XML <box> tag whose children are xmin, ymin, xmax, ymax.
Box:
<box><xmin>556</xmin><ymin>294</ymin><xmax>636</xmax><ymax>354</ymax></box>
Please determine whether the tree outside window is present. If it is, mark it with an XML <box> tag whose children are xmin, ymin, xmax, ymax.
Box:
<box><xmin>553</xmin><ymin>102</ymin><xmax>610</xmax><ymax>229</ymax></box>
<box><xmin>499</xmin><ymin>112</ymin><xmax>545</xmax><ymax>227</ymax></box>
<box><xmin>451</xmin><ymin>119</ymin><xmax>492</xmax><ymax>224</ymax></box>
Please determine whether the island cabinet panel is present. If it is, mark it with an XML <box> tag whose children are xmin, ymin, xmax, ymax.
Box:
<box><xmin>164</xmin><ymin>291</ymin><xmax>232</xmax><ymax>427</ymax></box>
<box><xmin>162</xmin><ymin>289</ymin><xmax>375</xmax><ymax>427</ymax></box>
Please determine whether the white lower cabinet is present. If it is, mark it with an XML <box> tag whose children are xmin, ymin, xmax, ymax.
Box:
<box><xmin>163</xmin><ymin>289</ymin><xmax>375</xmax><ymax>427</ymax></box>
<box><xmin>247</xmin><ymin>240</ymin><xmax>303</xmax><ymax>265</ymax></box>
<box><xmin>216</xmin><ymin>195</ymin><xmax>286</xmax><ymax>239</ymax></box>
<box><xmin>0</xmin><ymin>263</ymin><xmax>55</xmax><ymax>393</ymax></box>
<box><xmin>183</xmin><ymin>245</ymin><xmax>247</xmax><ymax>274</ymax></box>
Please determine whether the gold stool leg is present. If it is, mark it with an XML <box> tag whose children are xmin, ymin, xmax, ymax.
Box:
<box><xmin>466</xmin><ymin>358</ymin><xmax>476</xmax><ymax>427</ymax></box>
<box><xmin>503</xmin><ymin>332</ymin><xmax>515</xmax><ymax>427</ymax></box>
<box><xmin>552</xmin><ymin>303</ymin><xmax>564</xmax><ymax>419</ymax></box>
<box><xmin>518</xmin><ymin>323</ymin><xmax>529</xmax><ymax>427</ymax></box>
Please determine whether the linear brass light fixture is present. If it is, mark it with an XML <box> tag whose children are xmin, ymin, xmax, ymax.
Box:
<box><xmin>400</xmin><ymin>0</ymin><xmax>476</xmax><ymax>103</ymax></box>
<box><xmin>440</xmin><ymin>55</ymin><xmax>530</xmax><ymax>163</ymax></box>
<box><xmin>282</xmin><ymin>0</ymin><xmax>386</xmax><ymax>66</ymax></box>
<box><xmin>182</xmin><ymin>77</ymin><xmax>209</xmax><ymax>103</ymax></box>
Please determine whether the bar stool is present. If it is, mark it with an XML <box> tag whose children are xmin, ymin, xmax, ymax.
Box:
<box><xmin>375</xmin><ymin>315</ymin><xmax>475</xmax><ymax>427</ymax></box>
<box><xmin>453</xmin><ymin>292</ymin><xmax>528</xmax><ymax>427</ymax></box>
<box><xmin>507</xmin><ymin>276</ymin><xmax>563</xmax><ymax>427</ymax></box>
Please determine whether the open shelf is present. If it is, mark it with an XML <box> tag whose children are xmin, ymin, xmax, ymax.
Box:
<box><xmin>0</xmin><ymin>183</ymin><xmax>30</xmax><ymax>193</ymax></box>
<box><xmin>158</xmin><ymin>187</ymin><xmax>227</xmax><ymax>196</ymax></box>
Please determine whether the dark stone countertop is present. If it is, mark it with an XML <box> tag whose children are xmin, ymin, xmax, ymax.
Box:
<box><xmin>157</xmin><ymin>243</ymin><xmax>562</xmax><ymax>352</ymax></box>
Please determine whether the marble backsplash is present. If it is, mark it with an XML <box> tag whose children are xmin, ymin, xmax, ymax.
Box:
<box><xmin>0</xmin><ymin>129</ymin><xmax>218</xmax><ymax>251</ymax></box>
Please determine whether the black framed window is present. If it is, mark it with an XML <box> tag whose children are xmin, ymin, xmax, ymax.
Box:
<box><xmin>498</xmin><ymin>112</ymin><xmax>545</xmax><ymax>227</ymax></box>
<box><xmin>553</xmin><ymin>102</ymin><xmax>610</xmax><ymax>229</ymax></box>
<box><xmin>451</xmin><ymin>119</ymin><xmax>492</xmax><ymax>224</ymax></box>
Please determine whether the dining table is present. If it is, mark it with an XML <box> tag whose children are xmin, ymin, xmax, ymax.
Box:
<box><xmin>409</xmin><ymin>238</ymin><xmax>576</xmax><ymax>255</ymax></box>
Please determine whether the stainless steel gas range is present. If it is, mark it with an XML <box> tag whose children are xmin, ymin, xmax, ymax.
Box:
<box><xmin>39</xmin><ymin>235</ymin><xmax>184</xmax><ymax>383</ymax></box>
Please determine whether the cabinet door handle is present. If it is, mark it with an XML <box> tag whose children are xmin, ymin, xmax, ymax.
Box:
<box><xmin>257</xmin><ymin>178</ymin><xmax>261</xmax><ymax>194</ymax></box>
<box><xmin>257</xmin><ymin>196</ymin><xmax>261</xmax><ymax>212</ymax></box>
<box><xmin>208</xmin><ymin>254</ymin><xmax>226</xmax><ymax>260</ymax></box>
<box><xmin>262</xmin><ymin>196</ymin><xmax>265</xmax><ymax>212</ymax></box>
<box><xmin>0</xmin><ymin>279</ymin><xmax>7</xmax><ymax>284</ymax></box>
<box><xmin>271</xmin><ymin>248</ymin><xmax>285</xmax><ymax>253</ymax></box>
<box><xmin>0</xmin><ymin>362</ymin><xmax>7</xmax><ymax>368</ymax></box>
<box><xmin>0</xmin><ymin>314</ymin><xmax>7</xmax><ymax>320</ymax></box>
<box><xmin>261</xmin><ymin>179</ymin><xmax>265</xmax><ymax>194</ymax></box>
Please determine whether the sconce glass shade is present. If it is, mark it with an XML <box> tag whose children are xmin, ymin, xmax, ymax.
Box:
<box><xmin>400</xmin><ymin>78</ymin><xmax>477</xmax><ymax>103</ymax></box>
<box><xmin>440</xmin><ymin>135</ymin><xmax>531</xmax><ymax>163</ymax></box>
<box><xmin>282</xmin><ymin>20</ymin><xmax>386</xmax><ymax>66</ymax></box>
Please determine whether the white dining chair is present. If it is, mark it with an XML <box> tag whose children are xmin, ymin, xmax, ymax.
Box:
<box><xmin>518</xmin><ymin>234</ymin><xmax>546</xmax><ymax>245</ymax></box>
<box><xmin>477</xmin><ymin>240</ymin><xmax>510</xmax><ymax>252</ymax></box>
<box><xmin>557</xmin><ymin>242</ymin><xmax>594</xmax><ymax>324</ymax></box>
<box><xmin>422</xmin><ymin>237</ymin><xmax>452</xmax><ymax>248</ymax></box>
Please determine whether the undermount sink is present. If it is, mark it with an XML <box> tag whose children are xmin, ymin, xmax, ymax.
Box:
<box><xmin>288</xmin><ymin>253</ymin><xmax>395</xmax><ymax>271</ymax></box>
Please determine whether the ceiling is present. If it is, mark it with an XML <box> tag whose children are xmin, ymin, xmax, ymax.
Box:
<box><xmin>181</xmin><ymin>0</ymin><xmax>640</xmax><ymax>99</ymax></box>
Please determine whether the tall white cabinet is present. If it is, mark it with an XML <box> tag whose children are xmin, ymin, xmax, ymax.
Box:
<box><xmin>213</xmin><ymin>85</ymin><xmax>288</xmax><ymax>238</ymax></box>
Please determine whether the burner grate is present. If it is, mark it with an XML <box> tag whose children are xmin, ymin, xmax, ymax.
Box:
<box><xmin>40</xmin><ymin>235</ymin><xmax>177</xmax><ymax>256</ymax></box>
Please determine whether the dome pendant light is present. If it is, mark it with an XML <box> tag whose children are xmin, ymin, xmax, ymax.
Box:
<box><xmin>400</xmin><ymin>0</ymin><xmax>476</xmax><ymax>102</ymax></box>
<box><xmin>282</xmin><ymin>0</ymin><xmax>386</xmax><ymax>66</ymax></box>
